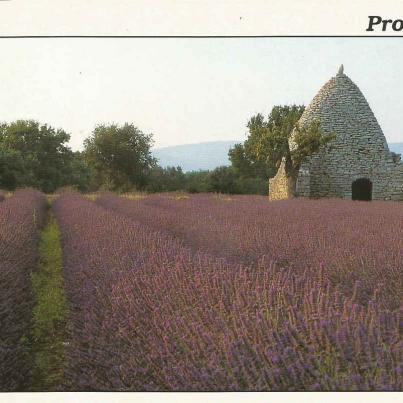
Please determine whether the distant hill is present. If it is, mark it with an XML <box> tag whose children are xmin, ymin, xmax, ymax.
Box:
<box><xmin>153</xmin><ymin>141</ymin><xmax>403</xmax><ymax>172</ymax></box>
<box><xmin>389</xmin><ymin>142</ymin><xmax>403</xmax><ymax>156</ymax></box>
<box><xmin>152</xmin><ymin>141</ymin><xmax>240</xmax><ymax>172</ymax></box>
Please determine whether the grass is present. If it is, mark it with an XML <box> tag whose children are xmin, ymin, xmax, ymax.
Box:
<box><xmin>213</xmin><ymin>193</ymin><xmax>234</xmax><ymax>202</ymax></box>
<box><xmin>46</xmin><ymin>194</ymin><xmax>59</xmax><ymax>203</ymax></box>
<box><xmin>120</xmin><ymin>192</ymin><xmax>147</xmax><ymax>200</ymax></box>
<box><xmin>83</xmin><ymin>193</ymin><xmax>98</xmax><ymax>201</ymax></box>
<box><xmin>173</xmin><ymin>194</ymin><xmax>190</xmax><ymax>200</ymax></box>
<box><xmin>30</xmin><ymin>213</ymin><xmax>68</xmax><ymax>391</ymax></box>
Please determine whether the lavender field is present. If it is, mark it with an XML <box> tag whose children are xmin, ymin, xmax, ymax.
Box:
<box><xmin>0</xmin><ymin>190</ymin><xmax>402</xmax><ymax>391</ymax></box>
<box><xmin>0</xmin><ymin>190</ymin><xmax>47</xmax><ymax>390</ymax></box>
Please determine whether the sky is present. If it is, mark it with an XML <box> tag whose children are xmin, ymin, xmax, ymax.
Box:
<box><xmin>0</xmin><ymin>38</ymin><xmax>402</xmax><ymax>150</ymax></box>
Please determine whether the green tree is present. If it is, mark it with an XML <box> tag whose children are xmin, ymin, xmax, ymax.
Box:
<box><xmin>230</xmin><ymin>105</ymin><xmax>334</xmax><ymax>186</ymax></box>
<box><xmin>183</xmin><ymin>171</ymin><xmax>210</xmax><ymax>193</ymax></box>
<box><xmin>228</xmin><ymin>143</ymin><xmax>264</xmax><ymax>178</ymax></box>
<box><xmin>229</xmin><ymin>105</ymin><xmax>305</xmax><ymax>180</ymax></box>
<box><xmin>0</xmin><ymin>120</ymin><xmax>74</xmax><ymax>192</ymax></box>
<box><xmin>205</xmin><ymin>166</ymin><xmax>268</xmax><ymax>195</ymax></box>
<box><xmin>65</xmin><ymin>152</ymin><xmax>92</xmax><ymax>192</ymax></box>
<box><xmin>208</xmin><ymin>166</ymin><xmax>238</xmax><ymax>194</ymax></box>
<box><xmin>0</xmin><ymin>145</ymin><xmax>27</xmax><ymax>190</ymax></box>
<box><xmin>84</xmin><ymin>123</ymin><xmax>156</xmax><ymax>191</ymax></box>
<box><xmin>290</xmin><ymin>120</ymin><xmax>336</xmax><ymax>177</ymax></box>
<box><xmin>234</xmin><ymin>176</ymin><xmax>268</xmax><ymax>195</ymax></box>
<box><xmin>146</xmin><ymin>166</ymin><xmax>186</xmax><ymax>192</ymax></box>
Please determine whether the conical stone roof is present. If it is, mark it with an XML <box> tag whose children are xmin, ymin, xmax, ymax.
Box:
<box><xmin>291</xmin><ymin>66</ymin><xmax>389</xmax><ymax>154</ymax></box>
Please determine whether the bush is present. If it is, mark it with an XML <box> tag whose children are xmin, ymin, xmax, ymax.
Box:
<box><xmin>206</xmin><ymin>166</ymin><xmax>268</xmax><ymax>195</ymax></box>
<box><xmin>146</xmin><ymin>166</ymin><xmax>186</xmax><ymax>193</ymax></box>
<box><xmin>184</xmin><ymin>171</ymin><xmax>210</xmax><ymax>193</ymax></box>
<box><xmin>235</xmin><ymin>176</ymin><xmax>268</xmax><ymax>195</ymax></box>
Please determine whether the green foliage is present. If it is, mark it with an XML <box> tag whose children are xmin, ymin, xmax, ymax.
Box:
<box><xmin>146</xmin><ymin>167</ymin><xmax>214</xmax><ymax>194</ymax></box>
<box><xmin>143</xmin><ymin>166</ymin><xmax>267</xmax><ymax>195</ymax></box>
<box><xmin>65</xmin><ymin>152</ymin><xmax>92</xmax><ymax>192</ymax></box>
<box><xmin>208</xmin><ymin>166</ymin><xmax>238</xmax><ymax>194</ymax></box>
<box><xmin>0</xmin><ymin>120</ymin><xmax>70</xmax><ymax>192</ymax></box>
<box><xmin>291</xmin><ymin>121</ymin><xmax>337</xmax><ymax>173</ymax></box>
<box><xmin>234</xmin><ymin>176</ymin><xmax>268</xmax><ymax>195</ymax></box>
<box><xmin>0</xmin><ymin>144</ymin><xmax>29</xmax><ymax>189</ymax></box>
<box><xmin>84</xmin><ymin>123</ymin><xmax>156</xmax><ymax>192</ymax></box>
<box><xmin>183</xmin><ymin>170</ymin><xmax>210</xmax><ymax>193</ymax></box>
<box><xmin>229</xmin><ymin>105</ymin><xmax>335</xmax><ymax>191</ymax></box>
<box><xmin>225</xmin><ymin>105</ymin><xmax>307</xmax><ymax>194</ymax></box>
<box><xmin>228</xmin><ymin>143</ymin><xmax>266</xmax><ymax>178</ymax></box>
<box><xmin>391</xmin><ymin>151</ymin><xmax>401</xmax><ymax>163</ymax></box>
<box><xmin>146</xmin><ymin>166</ymin><xmax>186</xmax><ymax>192</ymax></box>
<box><xmin>207</xmin><ymin>166</ymin><xmax>267</xmax><ymax>195</ymax></box>
<box><xmin>0</xmin><ymin>112</ymin><xmax>333</xmax><ymax>196</ymax></box>
<box><xmin>30</xmin><ymin>214</ymin><xmax>68</xmax><ymax>390</ymax></box>
<box><xmin>0</xmin><ymin>120</ymin><xmax>90</xmax><ymax>192</ymax></box>
<box><xmin>229</xmin><ymin>105</ymin><xmax>305</xmax><ymax>180</ymax></box>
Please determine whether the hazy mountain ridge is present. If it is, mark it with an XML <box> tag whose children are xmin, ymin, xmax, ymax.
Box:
<box><xmin>153</xmin><ymin>141</ymin><xmax>403</xmax><ymax>172</ymax></box>
<box><xmin>390</xmin><ymin>142</ymin><xmax>403</xmax><ymax>157</ymax></box>
<box><xmin>152</xmin><ymin>141</ymin><xmax>240</xmax><ymax>172</ymax></box>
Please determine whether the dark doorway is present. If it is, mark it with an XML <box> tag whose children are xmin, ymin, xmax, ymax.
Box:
<box><xmin>352</xmin><ymin>178</ymin><xmax>372</xmax><ymax>201</ymax></box>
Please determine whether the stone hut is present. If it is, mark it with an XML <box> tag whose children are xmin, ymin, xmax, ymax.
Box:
<box><xmin>269</xmin><ymin>65</ymin><xmax>403</xmax><ymax>201</ymax></box>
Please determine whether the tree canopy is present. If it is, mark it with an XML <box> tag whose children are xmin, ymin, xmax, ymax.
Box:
<box><xmin>290</xmin><ymin>120</ymin><xmax>336</xmax><ymax>175</ymax></box>
<box><xmin>0</xmin><ymin>112</ymin><xmax>335</xmax><ymax>196</ymax></box>
<box><xmin>0</xmin><ymin>120</ymin><xmax>83</xmax><ymax>192</ymax></box>
<box><xmin>0</xmin><ymin>144</ymin><xmax>28</xmax><ymax>190</ymax></box>
<box><xmin>83</xmin><ymin>123</ymin><xmax>156</xmax><ymax>191</ymax></box>
<box><xmin>229</xmin><ymin>105</ymin><xmax>305</xmax><ymax>180</ymax></box>
<box><xmin>229</xmin><ymin>105</ymin><xmax>335</xmax><ymax>182</ymax></box>
<box><xmin>146</xmin><ymin>166</ymin><xmax>186</xmax><ymax>193</ymax></box>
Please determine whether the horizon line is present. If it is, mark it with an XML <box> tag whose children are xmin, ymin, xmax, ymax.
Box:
<box><xmin>151</xmin><ymin>139</ymin><xmax>403</xmax><ymax>150</ymax></box>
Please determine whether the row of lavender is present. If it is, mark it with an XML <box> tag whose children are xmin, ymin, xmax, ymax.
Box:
<box><xmin>54</xmin><ymin>193</ymin><xmax>401</xmax><ymax>391</ymax></box>
<box><xmin>96</xmin><ymin>194</ymin><xmax>403</xmax><ymax>310</ymax></box>
<box><xmin>0</xmin><ymin>189</ymin><xmax>47</xmax><ymax>391</ymax></box>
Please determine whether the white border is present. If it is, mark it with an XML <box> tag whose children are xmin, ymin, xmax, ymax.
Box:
<box><xmin>0</xmin><ymin>1</ymin><xmax>402</xmax><ymax>402</ymax></box>
<box><xmin>0</xmin><ymin>0</ymin><xmax>402</xmax><ymax>36</ymax></box>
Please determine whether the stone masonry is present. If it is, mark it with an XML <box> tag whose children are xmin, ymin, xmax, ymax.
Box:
<box><xmin>268</xmin><ymin>159</ymin><xmax>295</xmax><ymax>200</ymax></box>
<box><xmin>269</xmin><ymin>65</ymin><xmax>403</xmax><ymax>201</ymax></box>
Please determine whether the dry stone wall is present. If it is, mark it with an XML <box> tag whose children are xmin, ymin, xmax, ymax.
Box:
<box><xmin>268</xmin><ymin>159</ymin><xmax>295</xmax><ymax>200</ymax></box>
